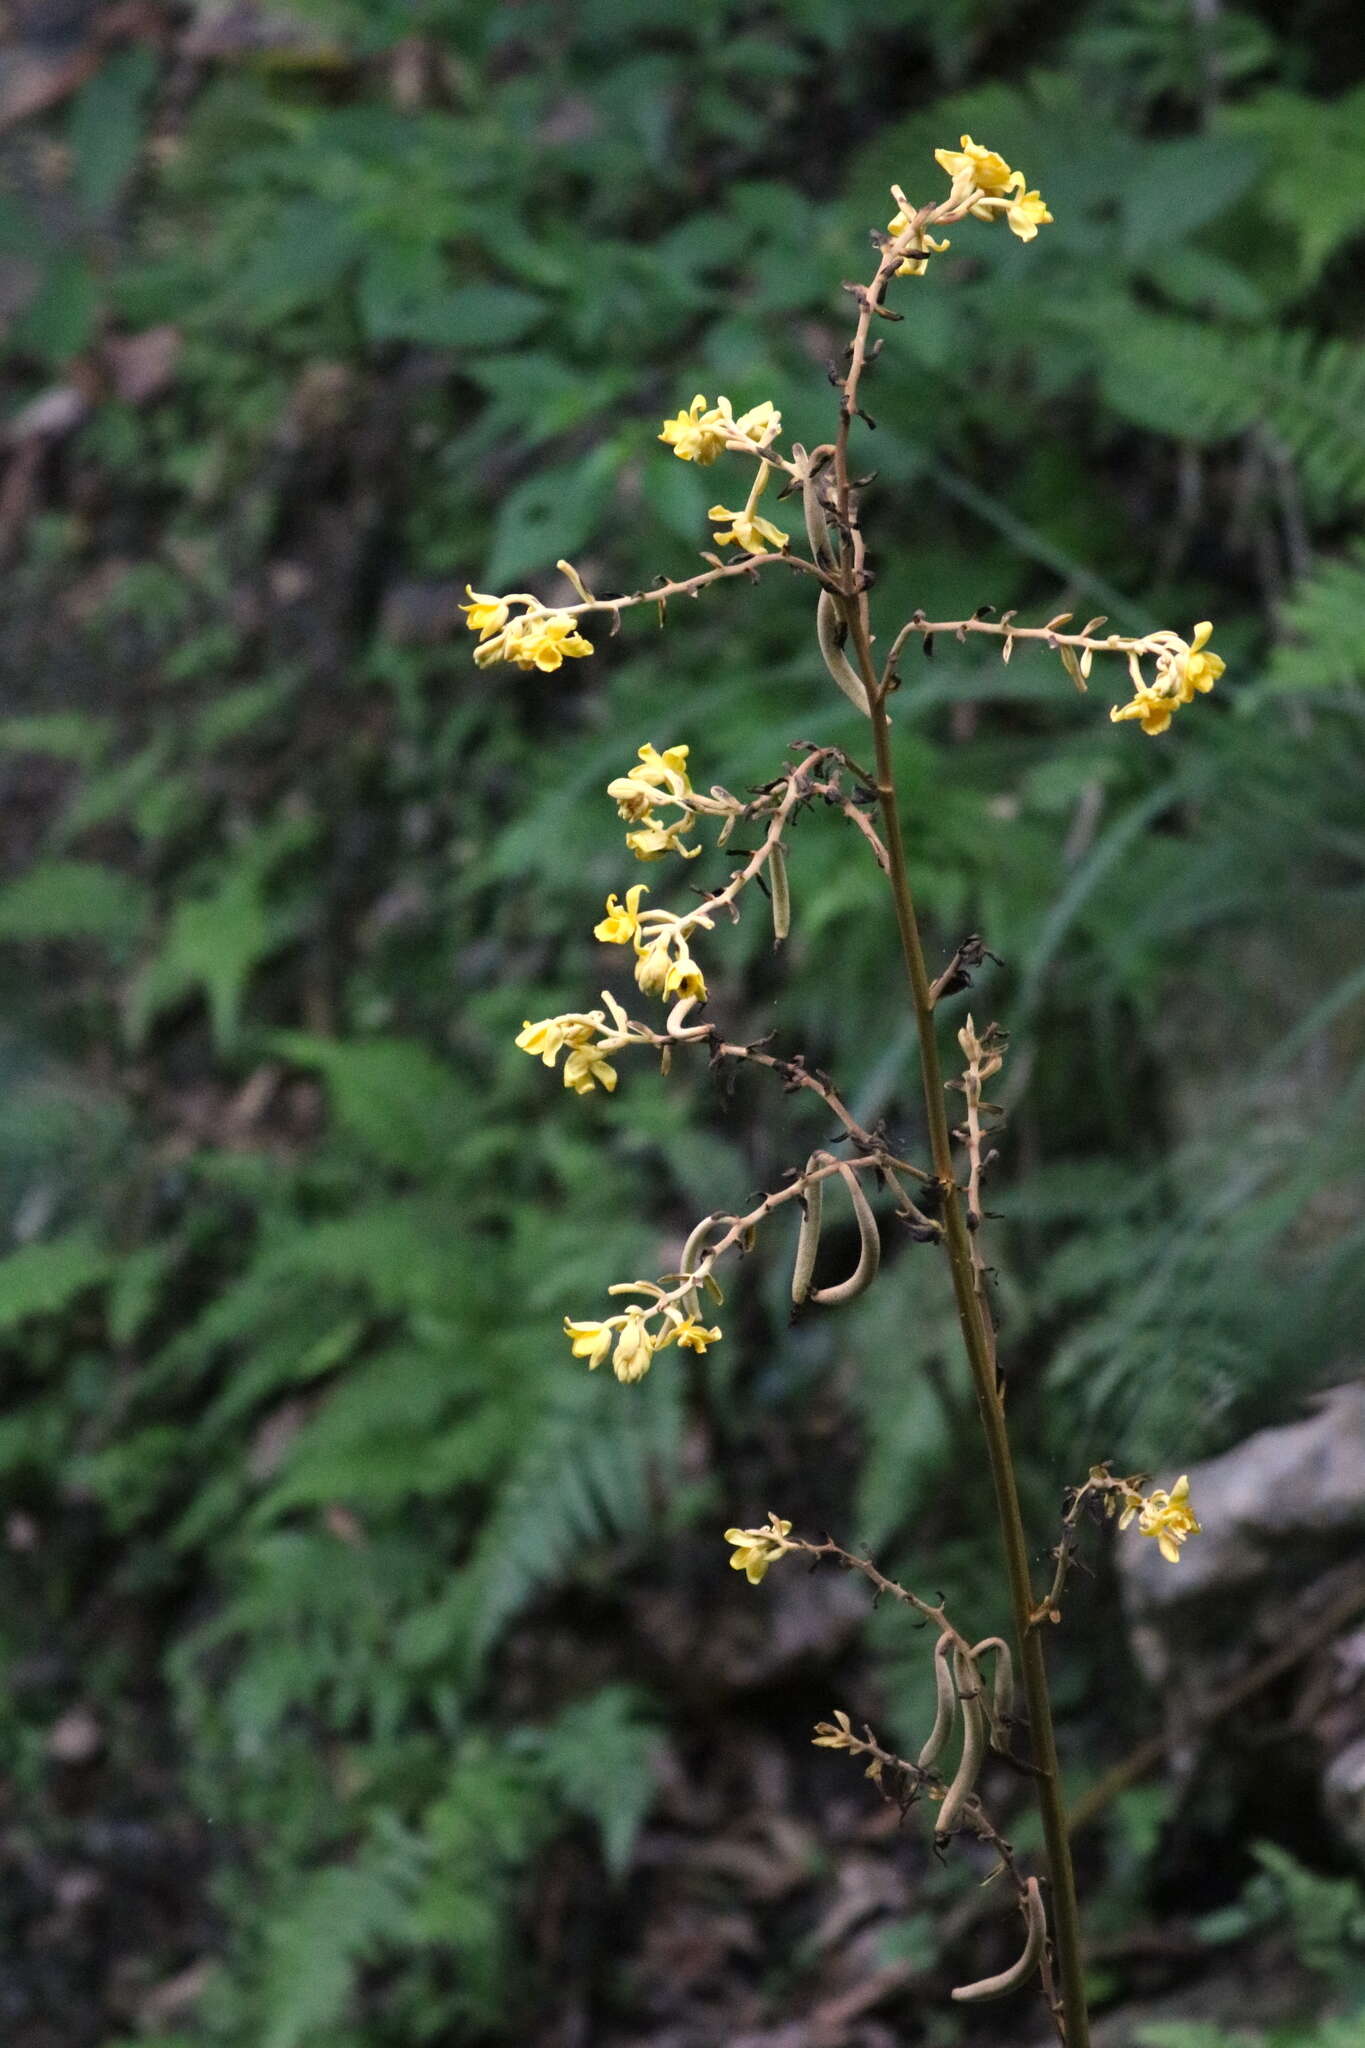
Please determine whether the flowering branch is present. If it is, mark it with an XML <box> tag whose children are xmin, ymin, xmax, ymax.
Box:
<box><xmin>1033</xmin><ymin>1466</ymin><xmax>1203</xmax><ymax>1628</ymax></box>
<box><xmin>485</xmin><ymin>118</ymin><xmax>1226</xmax><ymax>2047</ymax></box>
<box><xmin>811</xmin><ymin>1715</ymin><xmax>1061</xmax><ymax>2034</ymax></box>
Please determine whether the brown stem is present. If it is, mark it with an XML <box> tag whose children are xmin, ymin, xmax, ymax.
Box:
<box><xmin>836</xmin><ymin>591</ymin><xmax>1092</xmax><ymax>2044</ymax></box>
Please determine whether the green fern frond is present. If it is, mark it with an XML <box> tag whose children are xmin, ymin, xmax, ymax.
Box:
<box><xmin>464</xmin><ymin>1366</ymin><xmax>682</xmax><ymax>1668</ymax></box>
<box><xmin>1265</xmin><ymin>541</ymin><xmax>1365</xmax><ymax>694</ymax></box>
<box><xmin>1222</xmin><ymin>84</ymin><xmax>1365</xmax><ymax>287</ymax></box>
<box><xmin>1093</xmin><ymin>313</ymin><xmax>1365</xmax><ymax>511</ymax></box>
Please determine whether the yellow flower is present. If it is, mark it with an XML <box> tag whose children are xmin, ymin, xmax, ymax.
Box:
<box><xmin>1110</xmin><ymin>690</ymin><xmax>1175</xmax><ymax>738</ymax></box>
<box><xmin>636</xmin><ymin>741</ymin><xmax>691</xmax><ymax>785</ymax></box>
<box><xmin>1111</xmin><ymin>624</ymin><xmax>1223</xmax><ymax>738</ymax></box>
<box><xmin>515</xmin><ymin>1013</ymin><xmax>599</xmax><ymax>1066</ymax></box>
<box><xmin>935</xmin><ymin>134</ymin><xmax>1016</xmax><ymax>194</ymax></box>
<box><xmin>1165</xmin><ymin>621</ymin><xmax>1225</xmax><ymax>703</ymax></box>
<box><xmin>659</xmin><ymin>393</ymin><xmax>730</xmax><ymax>465</ymax></box>
<box><xmin>733</xmin><ymin>399</ymin><xmax>782</xmax><ymax>444</ymax></box>
<box><xmin>1006</xmin><ymin>187</ymin><xmax>1052</xmax><ymax>242</ymax></box>
<box><xmin>708</xmin><ymin>501</ymin><xmax>790</xmax><ymax>553</ymax></box>
<box><xmin>659</xmin><ymin>395</ymin><xmax>781</xmax><ymax>462</ymax></box>
<box><xmin>562</xmin><ymin>1043</ymin><xmax>619</xmax><ymax>1095</ymax></box>
<box><xmin>611</xmin><ymin>1310</ymin><xmax>655</xmax><ymax>1383</ymax></box>
<box><xmin>633</xmin><ymin>934</ymin><xmax>673</xmax><ymax>996</ymax></box>
<box><xmin>503</xmin><ymin>609</ymin><xmax>595</xmax><ymax>672</ymax></box>
<box><xmin>662</xmin><ymin>945</ymin><xmax>707</xmax><ymax>1003</ymax></box>
<box><xmin>671</xmin><ymin>1316</ymin><xmax>722</xmax><ymax>1354</ymax></box>
<box><xmin>625</xmin><ymin>818</ymin><xmax>701</xmax><ymax>862</ymax></box>
<box><xmin>710</xmin><ymin>460</ymin><xmax>788</xmax><ymax>554</ymax></box>
<box><xmin>1136</xmin><ymin>1475</ymin><xmax>1201</xmax><ymax>1563</ymax></box>
<box><xmin>724</xmin><ymin>1515</ymin><xmax>794</xmax><ymax>1585</ymax></box>
<box><xmin>594</xmin><ymin>885</ymin><xmax>649</xmax><ymax>945</ymax></box>
<box><xmin>608</xmin><ymin>743</ymin><xmax>692</xmax><ymax>819</ymax></box>
<box><xmin>564</xmin><ymin>1318</ymin><xmax>614</xmax><ymax>1370</ymax></box>
<box><xmin>887</xmin><ymin>207</ymin><xmax>950</xmax><ymax>276</ymax></box>
<box><xmin>459</xmin><ymin>586</ymin><xmax>510</xmax><ymax>639</ymax></box>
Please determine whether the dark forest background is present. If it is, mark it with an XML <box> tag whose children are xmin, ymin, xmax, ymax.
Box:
<box><xmin>1</xmin><ymin>2</ymin><xmax>1364</xmax><ymax>2044</ymax></box>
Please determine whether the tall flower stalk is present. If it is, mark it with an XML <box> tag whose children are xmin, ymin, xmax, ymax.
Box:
<box><xmin>475</xmin><ymin>134</ymin><xmax>1215</xmax><ymax>2043</ymax></box>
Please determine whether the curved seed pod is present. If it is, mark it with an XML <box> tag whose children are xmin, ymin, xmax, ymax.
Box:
<box><xmin>679</xmin><ymin>1213</ymin><xmax>718</xmax><ymax>1319</ymax></box>
<box><xmin>790</xmin><ymin>1156</ymin><xmax>826</xmax><ymax>1306</ymax></box>
<box><xmin>809</xmin><ymin>1161</ymin><xmax>881</xmax><ymax>1306</ymax></box>
<box><xmin>817</xmin><ymin>589</ymin><xmax>872</xmax><ymax>717</ymax></box>
<box><xmin>768</xmin><ymin>841</ymin><xmax>791</xmax><ymax>943</ymax></box>
<box><xmin>917</xmin><ymin>1630</ymin><xmax>957</xmax><ymax>1770</ymax></box>
<box><xmin>793</xmin><ymin>443</ymin><xmax>834</xmax><ymax>570</ymax></box>
<box><xmin>666</xmin><ymin>994</ymin><xmax>698</xmax><ymax>1034</ymax></box>
<box><xmin>951</xmin><ymin>1877</ymin><xmax>1047</xmax><ymax>2003</ymax></box>
<box><xmin>971</xmin><ymin>1636</ymin><xmax>1015</xmax><ymax>1736</ymax></box>
<box><xmin>936</xmin><ymin>1646</ymin><xmax>985</xmax><ymax>1837</ymax></box>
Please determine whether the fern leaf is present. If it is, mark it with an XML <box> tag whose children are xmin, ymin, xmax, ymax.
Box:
<box><xmin>1265</xmin><ymin>541</ymin><xmax>1365</xmax><ymax>694</ymax></box>
<box><xmin>1092</xmin><ymin>312</ymin><xmax>1365</xmax><ymax>512</ymax></box>
<box><xmin>464</xmin><ymin>1367</ymin><xmax>682</xmax><ymax>1668</ymax></box>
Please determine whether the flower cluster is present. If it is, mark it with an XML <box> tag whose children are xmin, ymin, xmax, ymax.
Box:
<box><xmin>934</xmin><ymin>134</ymin><xmax>1052</xmax><ymax>241</ymax></box>
<box><xmin>886</xmin><ymin>135</ymin><xmax>1052</xmax><ymax>278</ymax></box>
<box><xmin>724</xmin><ymin>1513</ymin><xmax>795</xmax><ymax>1584</ymax></box>
<box><xmin>565</xmin><ymin>1287</ymin><xmax>722</xmax><ymax>1384</ymax></box>
<box><xmin>1110</xmin><ymin>622</ymin><xmax>1225</xmax><ymax>737</ymax></box>
<box><xmin>606</xmin><ymin>741</ymin><xmax>703</xmax><ymax>861</ymax></box>
<box><xmin>594</xmin><ymin>883</ymin><xmax>712</xmax><ymax>1005</ymax></box>
<box><xmin>460</xmin><ymin>589</ymin><xmax>594</xmax><ymax>672</ymax></box>
<box><xmin>658</xmin><ymin>393</ymin><xmax>782</xmax><ymax>466</ymax></box>
<box><xmin>514</xmin><ymin>990</ymin><xmax>640</xmax><ymax>1095</ymax></box>
<box><xmin>1119</xmin><ymin>1474</ymin><xmax>1202</xmax><ymax>1564</ymax></box>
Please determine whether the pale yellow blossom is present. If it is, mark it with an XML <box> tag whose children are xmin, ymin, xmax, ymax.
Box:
<box><xmin>1110</xmin><ymin>623</ymin><xmax>1224</xmax><ymax>737</ymax></box>
<box><xmin>733</xmin><ymin>399</ymin><xmax>782</xmax><ymax>445</ymax></box>
<box><xmin>633</xmin><ymin>934</ymin><xmax>673</xmax><ymax>996</ymax></box>
<box><xmin>562</xmin><ymin>1043</ymin><xmax>619</xmax><ymax>1095</ymax></box>
<box><xmin>515</xmin><ymin>1013</ymin><xmax>601</xmax><ymax>1066</ymax></box>
<box><xmin>1136</xmin><ymin>1475</ymin><xmax>1201</xmax><ymax>1563</ymax></box>
<box><xmin>459</xmin><ymin>586</ymin><xmax>510</xmax><ymax>638</ymax></box>
<box><xmin>594</xmin><ymin>885</ymin><xmax>649</xmax><ymax>945</ymax></box>
<box><xmin>670</xmin><ymin>1316</ymin><xmax>722</xmax><ymax>1354</ymax></box>
<box><xmin>935</xmin><ymin>134</ymin><xmax>1016</xmax><ymax>194</ymax></box>
<box><xmin>625</xmin><ymin>817</ymin><xmax>702</xmax><ymax>862</ymax></box>
<box><xmin>1110</xmin><ymin>689</ymin><xmax>1176</xmax><ymax>738</ymax></box>
<box><xmin>611</xmin><ymin>1310</ymin><xmax>656</xmax><ymax>1383</ymax></box>
<box><xmin>1120</xmin><ymin>1475</ymin><xmax>1201</xmax><ymax>1563</ymax></box>
<box><xmin>724</xmin><ymin>1515</ymin><xmax>795</xmax><ymax>1585</ymax></box>
<box><xmin>1006</xmin><ymin>188</ymin><xmax>1053</xmax><ymax>242</ymax></box>
<box><xmin>1166</xmin><ymin>621</ymin><xmax>1225</xmax><ymax>702</ymax></box>
<box><xmin>659</xmin><ymin>395</ymin><xmax>781</xmax><ymax>463</ymax></box>
<box><xmin>662</xmin><ymin>945</ymin><xmax>707</xmax><ymax>1003</ymax></box>
<box><xmin>563</xmin><ymin>1318</ymin><xmax>614</xmax><ymax>1370</ymax></box>
<box><xmin>708</xmin><ymin>502</ymin><xmax>790</xmax><ymax>552</ymax></box>
<box><xmin>659</xmin><ymin>393</ymin><xmax>731</xmax><ymax>465</ymax></box>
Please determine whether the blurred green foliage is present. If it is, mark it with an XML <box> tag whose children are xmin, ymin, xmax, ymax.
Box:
<box><xmin>1</xmin><ymin>0</ymin><xmax>1363</xmax><ymax>2040</ymax></box>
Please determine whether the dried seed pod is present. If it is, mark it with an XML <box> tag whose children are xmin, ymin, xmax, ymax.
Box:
<box><xmin>679</xmin><ymin>1213</ymin><xmax>718</xmax><ymax>1319</ymax></box>
<box><xmin>917</xmin><ymin>1630</ymin><xmax>957</xmax><ymax>1770</ymax></box>
<box><xmin>794</xmin><ymin>443</ymin><xmax>835</xmax><ymax>570</ymax></box>
<box><xmin>768</xmin><ymin>841</ymin><xmax>791</xmax><ymax>943</ymax></box>
<box><xmin>951</xmin><ymin>1877</ymin><xmax>1047</xmax><ymax>2003</ymax></box>
<box><xmin>936</xmin><ymin>1646</ymin><xmax>985</xmax><ymax>1837</ymax></box>
<box><xmin>1058</xmin><ymin>642</ymin><xmax>1087</xmax><ymax>692</ymax></box>
<box><xmin>790</xmin><ymin>1158</ymin><xmax>825</xmax><ymax>1306</ymax></box>
<box><xmin>817</xmin><ymin>589</ymin><xmax>872</xmax><ymax>717</ymax></box>
<box><xmin>809</xmin><ymin>1160</ymin><xmax>881</xmax><ymax>1306</ymax></box>
<box><xmin>971</xmin><ymin>1636</ymin><xmax>1015</xmax><ymax>1737</ymax></box>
